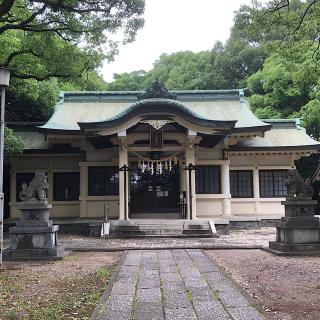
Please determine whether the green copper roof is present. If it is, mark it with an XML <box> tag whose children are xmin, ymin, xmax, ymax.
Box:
<box><xmin>78</xmin><ymin>98</ymin><xmax>237</xmax><ymax>131</ymax></box>
<box><xmin>231</xmin><ymin>121</ymin><xmax>320</xmax><ymax>151</ymax></box>
<box><xmin>39</xmin><ymin>89</ymin><xmax>269</xmax><ymax>133</ymax></box>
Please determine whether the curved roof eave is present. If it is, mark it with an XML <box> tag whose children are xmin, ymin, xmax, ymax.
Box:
<box><xmin>77</xmin><ymin>98</ymin><xmax>237</xmax><ymax>131</ymax></box>
<box><xmin>230</xmin><ymin>144</ymin><xmax>320</xmax><ymax>151</ymax></box>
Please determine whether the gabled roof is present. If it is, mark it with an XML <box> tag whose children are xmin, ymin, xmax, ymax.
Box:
<box><xmin>39</xmin><ymin>88</ymin><xmax>270</xmax><ymax>134</ymax></box>
<box><xmin>230</xmin><ymin>119</ymin><xmax>320</xmax><ymax>151</ymax></box>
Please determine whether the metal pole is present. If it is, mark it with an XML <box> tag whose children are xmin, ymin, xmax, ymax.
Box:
<box><xmin>188</xmin><ymin>167</ymin><xmax>192</xmax><ymax>220</ymax></box>
<box><xmin>119</xmin><ymin>164</ymin><xmax>130</xmax><ymax>221</ymax></box>
<box><xmin>0</xmin><ymin>87</ymin><xmax>5</xmax><ymax>268</ymax></box>
<box><xmin>124</xmin><ymin>169</ymin><xmax>127</xmax><ymax>220</ymax></box>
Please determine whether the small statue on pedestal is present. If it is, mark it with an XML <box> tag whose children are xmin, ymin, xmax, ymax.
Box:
<box><xmin>3</xmin><ymin>172</ymin><xmax>67</xmax><ymax>261</ymax></box>
<box><xmin>284</xmin><ymin>169</ymin><xmax>314</xmax><ymax>198</ymax></box>
<box><xmin>269</xmin><ymin>169</ymin><xmax>320</xmax><ymax>255</ymax></box>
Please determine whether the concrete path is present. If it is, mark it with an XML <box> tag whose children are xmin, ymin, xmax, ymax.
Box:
<box><xmin>94</xmin><ymin>249</ymin><xmax>264</xmax><ymax>320</ymax></box>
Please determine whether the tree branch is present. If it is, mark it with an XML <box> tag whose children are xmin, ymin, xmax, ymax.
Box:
<box><xmin>2</xmin><ymin>50</ymin><xmax>42</xmax><ymax>67</ymax></box>
<box><xmin>0</xmin><ymin>0</ymin><xmax>15</xmax><ymax>17</ymax></box>
<box><xmin>294</xmin><ymin>0</ymin><xmax>318</xmax><ymax>33</ymax></box>
<box><xmin>0</xmin><ymin>3</ymin><xmax>47</xmax><ymax>34</ymax></box>
<box><xmin>265</xmin><ymin>0</ymin><xmax>289</xmax><ymax>15</ymax></box>
<box><xmin>10</xmin><ymin>59</ymin><xmax>91</xmax><ymax>81</ymax></box>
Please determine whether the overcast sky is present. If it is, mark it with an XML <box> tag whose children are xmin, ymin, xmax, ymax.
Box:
<box><xmin>102</xmin><ymin>0</ymin><xmax>252</xmax><ymax>82</ymax></box>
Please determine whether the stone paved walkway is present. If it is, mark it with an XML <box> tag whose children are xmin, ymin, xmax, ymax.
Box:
<box><xmin>95</xmin><ymin>249</ymin><xmax>264</xmax><ymax>320</ymax></box>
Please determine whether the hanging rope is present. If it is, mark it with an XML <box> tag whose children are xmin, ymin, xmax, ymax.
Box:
<box><xmin>127</xmin><ymin>148</ymin><xmax>182</xmax><ymax>163</ymax></box>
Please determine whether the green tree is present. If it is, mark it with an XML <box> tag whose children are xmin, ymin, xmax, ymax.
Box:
<box><xmin>1</xmin><ymin>0</ymin><xmax>145</xmax><ymax>151</ymax></box>
<box><xmin>297</xmin><ymin>99</ymin><xmax>320</xmax><ymax>140</ymax></box>
<box><xmin>107</xmin><ymin>70</ymin><xmax>148</xmax><ymax>91</ymax></box>
<box><xmin>247</xmin><ymin>52</ymin><xmax>319</xmax><ymax>117</ymax></box>
<box><xmin>4</xmin><ymin>127</ymin><xmax>24</xmax><ymax>156</ymax></box>
<box><xmin>0</xmin><ymin>1</ymin><xmax>144</xmax><ymax>80</ymax></box>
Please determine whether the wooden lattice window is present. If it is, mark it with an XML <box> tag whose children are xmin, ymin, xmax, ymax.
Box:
<box><xmin>259</xmin><ymin>170</ymin><xmax>287</xmax><ymax>198</ymax></box>
<box><xmin>53</xmin><ymin>172</ymin><xmax>80</xmax><ymax>201</ymax></box>
<box><xmin>196</xmin><ymin>166</ymin><xmax>221</xmax><ymax>194</ymax></box>
<box><xmin>88</xmin><ymin>167</ymin><xmax>119</xmax><ymax>196</ymax></box>
<box><xmin>230</xmin><ymin>170</ymin><xmax>253</xmax><ymax>198</ymax></box>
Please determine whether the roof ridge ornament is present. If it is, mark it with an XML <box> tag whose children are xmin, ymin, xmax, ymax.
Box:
<box><xmin>141</xmin><ymin>119</ymin><xmax>174</xmax><ymax>130</ymax></box>
<box><xmin>137</xmin><ymin>79</ymin><xmax>177</xmax><ymax>100</ymax></box>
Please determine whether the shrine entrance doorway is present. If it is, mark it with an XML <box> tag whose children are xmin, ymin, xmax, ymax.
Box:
<box><xmin>130</xmin><ymin>163</ymin><xmax>180</xmax><ymax>215</ymax></box>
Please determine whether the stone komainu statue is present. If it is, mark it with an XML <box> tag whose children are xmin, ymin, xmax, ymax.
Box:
<box><xmin>284</xmin><ymin>169</ymin><xmax>314</xmax><ymax>197</ymax></box>
<box><xmin>19</xmin><ymin>172</ymin><xmax>49</xmax><ymax>201</ymax></box>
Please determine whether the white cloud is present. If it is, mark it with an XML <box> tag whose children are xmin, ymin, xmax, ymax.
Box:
<box><xmin>102</xmin><ymin>0</ymin><xmax>252</xmax><ymax>82</ymax></box>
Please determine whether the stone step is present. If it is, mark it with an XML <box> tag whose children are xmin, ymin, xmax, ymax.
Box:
<box><xmin>109</xmin><ymin>220</ymin><xmax>214</xmax><ymax>238</ymax></box>
<box><xmin>110</xmin><ymin>225</ymin><xmax>211</xmax><ymax>230</ymax></box>
<box><xmin>109</xmin><ymin>232</ymin><xmax>213</xmax><ymax>238</ymax></box>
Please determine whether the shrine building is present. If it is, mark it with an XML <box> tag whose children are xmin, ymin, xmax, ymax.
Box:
<box><xmin>5</xmin><ymin>81</ymin><xmax>320</xmax><ymax>223</ymax></box>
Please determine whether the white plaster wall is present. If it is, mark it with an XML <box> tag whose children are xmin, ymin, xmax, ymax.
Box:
<box><xmin>231</xmin><ymin>200</ymin><xmax>255</xmax><ymax>215</ymax></box>
<box><xmin>230</xmin><ymin>155</ymin><xmax>293</xmax><ymax>167</ymax></box>
<box><xmin>259</xmin><ymin>200</ymin><xmax>285</xmax><ymax>215</ymax></box>
<box><xmin>86</xmin><ymin>197</ymin><xmax>119</xmax><ymax>218</ymax></box>
<box><xmin>51</xmin><ymin>202</ymin><xmax>80</xmax><ymax>218</ymax></box>
<box><xmin>86</xmin><ymin>149</ymin><xmax>117</xmax><ymax>162</ymax></box>
<box><xmin>196</xmin><ymin>198</ymin><xmax>223</xmax><ymax>217</ymax></box>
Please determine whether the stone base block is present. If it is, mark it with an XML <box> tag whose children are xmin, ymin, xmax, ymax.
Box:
<box><xmin>276</xmin><ymin>226</ymin><xmax>320</xmax><ymax>244</ymax></box>
<box><xmin>268</xmin><ymin>241</ymin><xmax>320</xmax><ymax>254</ymax></box>
<box><xmin>3</xmin><ymin>245</ymin><xmax>69</xmax><ymax>261</ymax></box>
<box><xmin>9</xmin><ymin>225</ymin><xmax>59</xmax><ymax>250</ymax></box>
<box><xmin>16</xmin><ymin>220</ymin><xmax>53</xmax><ymax>227</ymax></box>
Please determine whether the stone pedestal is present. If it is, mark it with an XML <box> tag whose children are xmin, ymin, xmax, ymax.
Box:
<box><xmin>269</xmin><ymin>197</ymin><xmax>320</xmax><ymax>253</ymax></box>
<box><xmin>3</xmin><ymin>201</ymin><xmax>67</xmax><ymax>260</ymax></box>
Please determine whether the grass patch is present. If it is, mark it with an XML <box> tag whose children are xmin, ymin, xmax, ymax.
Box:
<box><xmin>185</xmin><ymin>288</ymin><xmax>193</xmax><ymax>302</ymax></box>
<box><xmin>97</xmin><ymin>266</ymin><xmax>113</xmax><ymax>281</ymax></box>
<box><xmin>213</xmin><ymin>289</ymin><xmax>220</xmax><ymax>300</ymax></box>
<box><xmin>1</xmin><ymin>261</ymin><xmax>117</xmax><ymax>320</ymax></box>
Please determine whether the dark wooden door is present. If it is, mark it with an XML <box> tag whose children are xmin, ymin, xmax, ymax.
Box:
<box><xmin>130</xmin><ymin>164</ymin><xmax>179</xmax><ymax>213</ymax></box>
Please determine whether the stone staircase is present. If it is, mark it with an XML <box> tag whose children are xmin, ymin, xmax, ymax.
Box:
<box><xmin>109</xmin><ymin>219</ymin><xmax>216</xmax><ymax>238</ymax></box>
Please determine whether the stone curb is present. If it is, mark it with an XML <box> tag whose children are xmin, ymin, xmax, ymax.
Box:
<box><xmin>90</xmin><ymin>251</ymin><xmax>128</xmax><ymax>320</ymax></box>
<box><xmin>66</xmin><ymin>245</ymin><xmax>262</xmax><ymax>252</ymax></box>
<box><xmin>262</xmin><ymin>246</ymin><xmax>320</xmax><ymax>256</ymax></box>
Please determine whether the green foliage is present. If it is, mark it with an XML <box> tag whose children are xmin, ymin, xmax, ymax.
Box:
<box><xmin>0</xmin><ymin>0</ymin><xmax>144</xmax><ymax>123</ymax></box>
<box><xmin>254</xmin><ymin>106</ymin><xmax>283</xmax><ymax>119</ymax></box>
<box><xmin>108</xmin><ymin>41</ymin><xmax>265</xmax><ymax>91</ymax></box>
<box><xmin>4</xmin><ymin>127</ymin><xmax>24</xmax><ymax>156</ymax></box>
<box><xmin>298</xmin><ymin>99</ymin><xmax>320</xmax><ymax>140</ymax></box>
<box><xmin>247</xmin><ymin>49</ymin><xmax>320</xmax><ymax>117</ymax></box>
<box><xmin>107</xmin><ymin>70</ymin><xmax>148</xmax><ymax>90</ymax></box>
<box><xmin>0</xmin><ymin>0</ymin><xmax>145</xmax><ymax>55</ymax></box>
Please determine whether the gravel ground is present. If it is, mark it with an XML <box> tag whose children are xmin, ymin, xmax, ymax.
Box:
<box><xmin>55</xmin><ymin>227</ymin><xmax>277</xmax><ymax>250</ymax></box>
<box><xmin>206</xmin><ymin>249</ymin><xmax>320</xmax><ymax>320</ymax></box>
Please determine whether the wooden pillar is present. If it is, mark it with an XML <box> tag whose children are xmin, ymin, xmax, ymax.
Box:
<box><xmin>253</xmin><ymin>166</ymin><xmax>260</xmax><ymax>215</ymax></box>
<box><xmin>79</xmin><ymin>162</ymin><xmax>88</xmax><ymax>218</ymax></box>
<box><xmin>118</xmin><ymin>131</ymin><xmax>128</xmax><ymax>220</ymax></box>
<box><xmin>47</xmin><ymin>167</ymin><xmax>54</xmax><ymax>218</ymax></box>
<box><xmin>185</xmin><ymin>132</ymin><xmax>197</xmax><ymax>220</ymax></box>
<box><xmin>221</xmin><ymin>162</ymin><xmax>231</xmax><ymax>216</ymax></box>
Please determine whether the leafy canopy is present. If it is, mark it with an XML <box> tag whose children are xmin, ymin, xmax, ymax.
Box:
<box><xmin>1</xmin><ymin>0</ymin><xmax>145</xmax><ymax>152</ymax></box>
<box><xmin>4</xmin><ymin>127</ymin><xmax>24</xmax><ymax>156</ymax></box>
